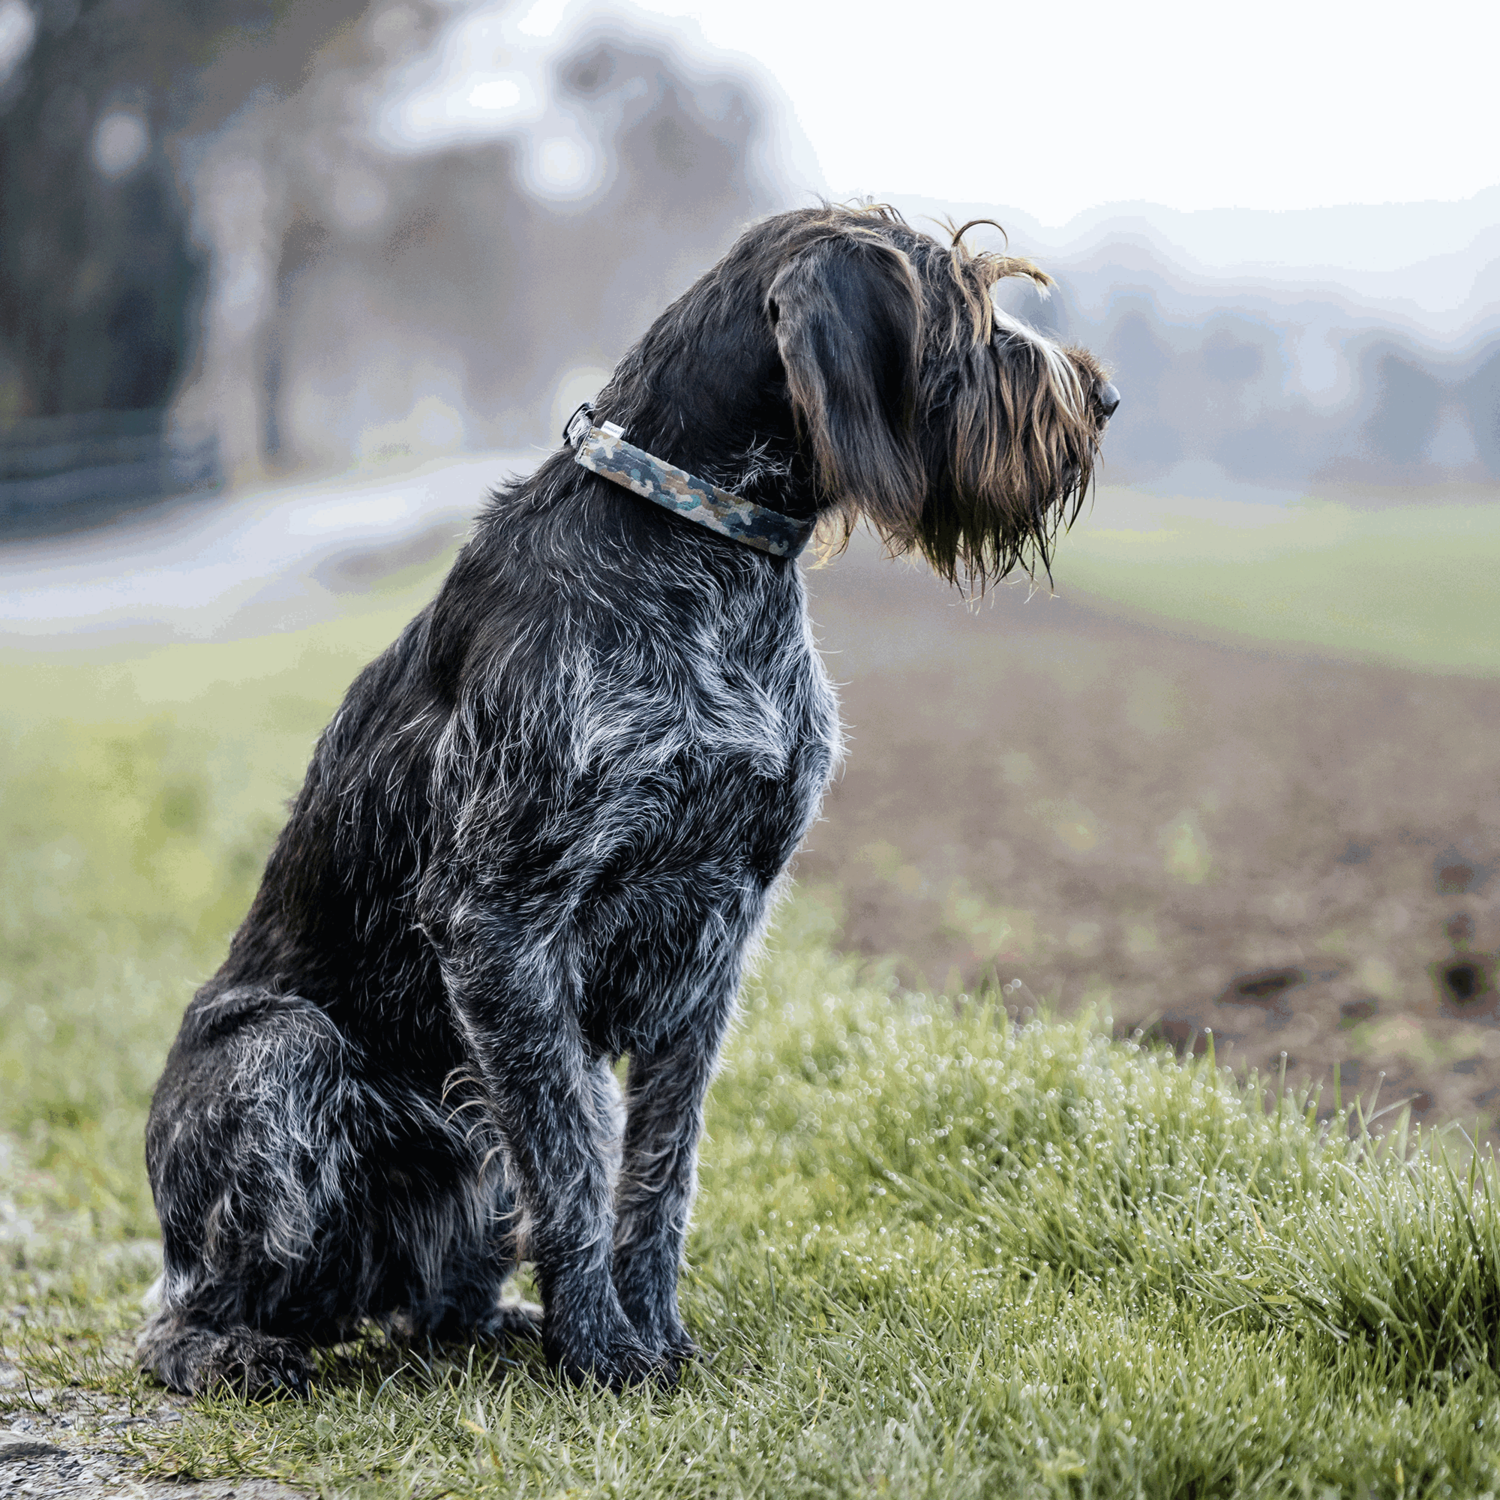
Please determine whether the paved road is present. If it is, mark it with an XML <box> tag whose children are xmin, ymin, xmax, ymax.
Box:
<box><xmin>0</xmin><ymin>452</ymin><xmax>539</xmax><ymax>647</ymax></box>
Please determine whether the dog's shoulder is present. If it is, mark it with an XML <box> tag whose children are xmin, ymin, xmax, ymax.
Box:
<box><xmin>418</xmin><ymin>464</ymin><xmax>837</xmax><ymax>785</ymax></box>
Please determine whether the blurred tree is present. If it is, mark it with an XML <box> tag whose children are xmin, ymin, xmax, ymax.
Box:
<box><xmin>174</xmin><ymin>15</ymin><xmax>782</xmax><ymax>480</ymax></box>
<box><xmin>0</xmin><ymin>0</ymin><xmax>780</xmax><ymax>495</ymax></box>
<box><xmin>232</xmin><ymin>24</ymin><xmax>781</xmax><ymax>476</ymax></box>
<box><xmin>0</xmin><ymin>0</ymin><xmax>392</xmax><ymax>425</ymax></box>
<box><xmin>1459</xmin><ymin>349</ymin><xmax>1500</xmax><ymax>474</ymax></box>
<box><xmin>1363</xmin><ymin>352</ymin><xmax>1445</xmax><ymax>470</ymax></box>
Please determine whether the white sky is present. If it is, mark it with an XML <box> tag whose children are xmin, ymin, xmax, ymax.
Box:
<box><xmin>623</xmin><ymin>0</ymin><xmax>1500</xmax><ymax>224</ymax></box>
<box><xmin>385</xmin><ymin>0</ymin><xmax>1500</xmax><ymax>295</ymax></box>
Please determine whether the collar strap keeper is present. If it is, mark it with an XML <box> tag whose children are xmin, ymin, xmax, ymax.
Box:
<box><xmin>563</xmin><ymin>403</ymin><xmax>813</xmax><ymax>559</ymax></box>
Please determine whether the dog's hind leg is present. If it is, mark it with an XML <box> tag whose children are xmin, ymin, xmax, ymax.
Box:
<box><xmin>141</xmin><ymin>987</ymin><xmax>505</xmax><ymax>1396</ymax></box>
<box><xmin>140</xmin><ymin>989</ymin><xmax>363</xmax><ymax>1396</ymax></box>
<box><xmin>413</xmin><ymin>1073</ymin><xmax>550</xmax><ymax>1347</ymax></box>
<box><xmin>406</xmin><ymin>1217</ymin><xmax>542</xmax><ymax>1346</ymax></box>
<box><xmin>415</xmin><ymin>1058</ymin><xmax>621</xmax><ymax>1352</ymax></box>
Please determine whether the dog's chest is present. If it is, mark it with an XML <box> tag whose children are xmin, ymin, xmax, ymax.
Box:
<box><xmin>556</xmin><ymin>563</ymin><xmax>837</xmax><ymax>786</ymax></box>
<box><xmin>561</xmin><ymin>572</ymin><xmax>840</xmax><ymax>1048</ymax></box>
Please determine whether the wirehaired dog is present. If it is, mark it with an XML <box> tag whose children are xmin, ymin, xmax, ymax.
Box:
<box><xmin>140</xmin><ymin>204</ymin><xmax>1118</xmax><ymax>1396</ymax></box>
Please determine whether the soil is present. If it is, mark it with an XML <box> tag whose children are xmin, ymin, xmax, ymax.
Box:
<box><xmin>797</xmin><ymin>532</ymin><xmax>1500</xmax><ymax>1135</ymax></box>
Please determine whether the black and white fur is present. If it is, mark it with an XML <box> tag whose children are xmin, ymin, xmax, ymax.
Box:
<box><xmin>141</xmin><ymin>205</ymin><xmax>1117</xmax><ymax>1396</ymax></box>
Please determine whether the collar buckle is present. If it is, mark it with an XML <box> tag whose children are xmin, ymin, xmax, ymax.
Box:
<box><xmin>563</xmin><ymin>402</ymin><xmax>595</xmax><ymax>449</ymax></box>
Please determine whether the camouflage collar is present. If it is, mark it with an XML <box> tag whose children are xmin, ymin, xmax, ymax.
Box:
<box><xmin>564</xmin><ymin>405</ymin><xmax>814</xmax><ymax>559</ymax></box>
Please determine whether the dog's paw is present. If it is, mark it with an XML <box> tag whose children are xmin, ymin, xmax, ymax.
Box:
<box><xmin>666</xmin><ymin>1331</ymin><xmax>700</xmax><ymax>1361</ymax></box>
<box><xmin>140</xmin><ymin>1315</ymin><xmax>313</xmax><ymax>1399</ymax></box>
<box><xmin>201</xmin><ymin>1330</ymin><xmax>314</xmax><ymax>1400</ymax></box>
<box><xmin>620</xmin><ymin>1306</ymin><xmax>699</xmax><ymax>1374</ymax></box>
<box><xmin>479</xmin><ymin>1297</ymin><xmax>544</xmax><ymax>1342</ymax></box>
<box><xmin>657</xmin><ymin>1324</ymin><xmax>700</xmax><ymax>1381</ymax></box>
<box><xmin>615</xmin><ymin>1285</ymin><xmax>699</xmax><ymax>1381</ymax></box>
<box><xmin>546</xmin><ymin>1318</ymin><xmax>667</xmax><ymax>1392</ymax></box>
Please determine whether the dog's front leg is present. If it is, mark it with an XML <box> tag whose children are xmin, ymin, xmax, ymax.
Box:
<box><xmin>612</xmin><ymin>1007</ymin><xmax>730</xmax><ymax>1372</ymax></box>
<box><xmin>441</xmin><ymin>941</ymin><xmax>657</xmax><ymax>1388</ymax></box>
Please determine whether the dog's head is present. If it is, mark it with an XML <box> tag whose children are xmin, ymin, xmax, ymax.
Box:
<box><xmin>597</xmin><ymin>204</ymin><xmax>1116</xmax><ymax>585</ymax></box>
<box><xmin>764</xmin><ymin>206</ymin><xmax>1117</xmax><ymax>586</ymax></box>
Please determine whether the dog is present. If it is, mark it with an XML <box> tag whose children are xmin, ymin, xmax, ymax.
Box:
<box><xmin>139</xmin><ymin>203</ymin><xmax>1118</xmax><ymax>1397</ymax></box>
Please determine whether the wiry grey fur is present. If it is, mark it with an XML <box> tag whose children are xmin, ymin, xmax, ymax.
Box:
<box><xmin>140</xmin><ymin>204</ymin><xmax>1117</xmax><ymax>1397</ymax></box>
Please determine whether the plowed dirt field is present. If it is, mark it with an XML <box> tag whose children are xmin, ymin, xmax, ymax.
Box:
<box><xmin>799</xmin><ymin>531</ymin><xmax>1500</xmax><ymax>1134</ymax></box>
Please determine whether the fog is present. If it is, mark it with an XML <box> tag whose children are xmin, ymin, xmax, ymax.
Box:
<box><xmin>0</xmin><ymin>0</ymin><xmax>1496</xmax><ymax>543</ymax></box>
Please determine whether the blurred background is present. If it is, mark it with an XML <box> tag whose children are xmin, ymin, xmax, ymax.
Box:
<box><xmin>1</xmin><ymin>0</ymin><xmax>1498</xmax><ymax>1158</ymax></box>
<box><xmin>2</xmin><ymin>0</ymin><xmax>1497</xmax><ymax>519</ymax></box>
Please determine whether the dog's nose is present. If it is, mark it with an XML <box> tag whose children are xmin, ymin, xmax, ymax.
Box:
<box><xmin>1096</xmin><ymin>381</ymin><xmax>1121</xmax><ymax>419</ymax></box>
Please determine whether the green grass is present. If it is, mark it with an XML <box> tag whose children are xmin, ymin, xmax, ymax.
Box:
<box><xmin>7</xmin><ymin>559</ymin><xmax>1500</xmax><ymax>1495</ymax></box>
<box><xmin>1062</xmin><ymin>492</ymin><xmax>1500</xmax><ymax>676</ymax></box>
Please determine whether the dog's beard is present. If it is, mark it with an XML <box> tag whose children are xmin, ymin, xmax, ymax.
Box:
<box><xmin>861</xmin><ymin>342</ymin><xmax>1105</xmax><ymax>591</ymax></box>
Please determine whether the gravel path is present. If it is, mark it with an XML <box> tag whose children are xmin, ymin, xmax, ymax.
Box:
<box><xmin>0</xmin><ymin>1363</ymin><xmax>301</xmax><ymax>1498</ymax></box>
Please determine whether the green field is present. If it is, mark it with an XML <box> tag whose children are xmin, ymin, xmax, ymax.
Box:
<box><xmin>5</xmin><ymin>522</ymin><xmax>1500</xmax><ymax>1495</ymax></box>
<box><xmin>1062</xmin><ymin>492</ymin><xmax>1500</xmax><ymax>676</ymax></box>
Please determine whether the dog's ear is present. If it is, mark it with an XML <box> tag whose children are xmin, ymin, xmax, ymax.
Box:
<box><xmin>768</xmin><ymin>234</ymin><xmax>925</xmax><ymax>530</ymax></box>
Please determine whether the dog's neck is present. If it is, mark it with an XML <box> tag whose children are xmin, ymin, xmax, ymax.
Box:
<box><xmin>564</xmin><ymin>404</ymin><xmax>815</xmax><ymax>560</ymax></box>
